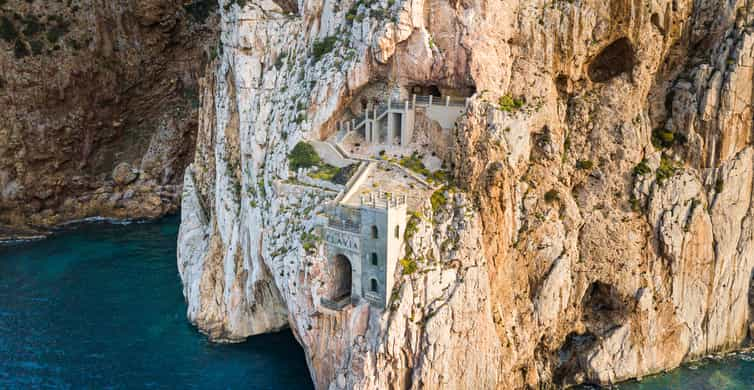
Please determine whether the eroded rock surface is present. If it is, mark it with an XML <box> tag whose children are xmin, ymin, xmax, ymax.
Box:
<box><xmin>0</xmin><ymin>0</ymin><xmax>218</xmax><ymax>237</ymax></box>
<box><xmin>177</xmin><ymin>0</ymin><xmax>754</xmax><ymax>388</ymax></box>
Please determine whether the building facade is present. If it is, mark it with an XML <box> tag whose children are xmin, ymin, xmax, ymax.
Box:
<box><xmin>321</xmin><ymin>192</ymin><xmax>407</xmax><ymax>309</ymax></box>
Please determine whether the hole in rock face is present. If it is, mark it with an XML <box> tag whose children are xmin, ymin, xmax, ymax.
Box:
<box><xmin>553</xmin><ymin>331</ymin><xmax>598</xmax><ymax>386</ymax></box>
<box><xmin>409</xmin><ymin>84</ymin><xmax>442</xmax><ymax>97</ymax></box>
<box><xmin>587</xmin><ymin>38</ymin><xmax>636</xmax><ymax>83</ymax></box>
<box><xmin>580</xmin><ymin>281</ymin><xmax>631</xmax><ymax>334</ymax></box>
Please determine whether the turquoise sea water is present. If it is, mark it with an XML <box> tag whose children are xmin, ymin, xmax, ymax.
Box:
<box><xmin>0</xmin><ymin>216</ymin><xmax>313</xmax><ymax>389</ymax></box>
<box><xmin>615</xmin><ymin>351</ymin><xmax>754</xmax><ymax>390</ymax></box>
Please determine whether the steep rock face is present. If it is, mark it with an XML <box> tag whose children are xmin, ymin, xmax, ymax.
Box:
<box><xmin>0</xmin><ymin>0</ymin><xmax>218</xmax><ymax>238</ymax></box>
<box><xmin>178</xmin><ymin>0</ymin><xmax>754</xmax><ymax>388</ymax></box>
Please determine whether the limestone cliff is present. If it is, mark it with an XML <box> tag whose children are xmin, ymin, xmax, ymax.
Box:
<box><xmin>178</xmin><ymin>0</ymin><xmax>754</xmax><ymax>388</ymax></box>
<box><xmin>0</xmin><ymin>0</ymin><xmax>218</xmax><ymax>239</ymax></box>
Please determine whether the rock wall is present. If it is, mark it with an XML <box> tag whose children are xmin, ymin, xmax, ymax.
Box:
<box><xmin>0</xmin><ymin>0</ymin><xmax>218</xmax><ymax>238</ymax></box>
<box><xmin>178</xmin><ymin>0</ymin><xmax>754</xmax><ymax>388</ymax></box>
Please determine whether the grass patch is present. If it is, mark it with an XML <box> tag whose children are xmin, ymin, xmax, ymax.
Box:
<box><xmin>399</xmin><ymin>152</ymin><xmax>431</xmax><ymax>177</ymax></box>
<box><xmin>309</xmin><ymin>163</ymin><xmax>340</xmax><ymax>181</ymax></box>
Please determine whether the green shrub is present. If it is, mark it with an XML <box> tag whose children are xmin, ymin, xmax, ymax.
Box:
<box><xmin>544</xmin><ymin>189</ymin><xmax>559</xmax><ymax>203</ymax></box>
<box><xmin>651</xmin><ymin>128</ymin><xmax>687</xmax><ymax>149</ymax></box>
<box><xmin>309</xmin><ymin>163</ymin><xmax>340</xmax><ymax>181</ymax></box>
<box><xmin>13</xmin><ymin>40</ymin><xmax>29</xmax><ymax>59</ymax></box>
<box><xmin>430</xmin><ymin>189</ymin><xmax>447</xmax><ymax>212</ymax></box>
<box><xmin>655</xmin><ymin>154</ymin><xmax>678</xmax><ymax>183</ymax></box>
<box><xmin>404</xmin><ymin>212</ymin><xmax>421</xmax><ymax>240</ymax></box>
<box><xmin>184</xmin><ymin>0</ymin><xmax>218</xmax><ymax>23</ymax></box>
<box><xmin>399</xmin><ymin>152</ymin><xmax>430</xmax><ymax>176</ymax></box>
<box><xmin>633</xmin><ymin>158</ymin><xmax>651</xmax><ymax>176</ymax></box>
<box><xmin>629</xmin><ymin>195</ymin><xmax>642</xmax><ymax>212</ymax></box>
<box><xmin>21</xmin><ymin>15</ymin><xmax>42</xmax><ymax>37</ymax></box>
<box><xmin>29</xmin><ymin>39</ymin><xmax>43</xmax><ymax>55</ymax></box>
<box><xmin>45</xmin><ymin>21</ymin><xmax>70</xmax><ymax>44</ymax></box>
<box><xmin>651</xmin><ymin>128</ymin><xmax>675</xmax><ymax>148</ymax></box>
<box><xmin>575</xmin><ymin>159</ymin><xmax>594</xmax><ymax>170</ymax></box>
<box><xmin>312</xmin><ymin>36</ymin><xmax>337</xmax><ymax>62</ymax></box>
<box><xmin>498</xmin><ymin>94</ymin><xmax>524</xmax><ymax>112</ymax></box>
<box><xmin>0</xmin><ymin>16</ymin><xmax>17</xmax><ymax>42</ymax></box>
<box><xmin>714</xmin><ymin>178</ymin><xmax>724</xmax><ymax>194</ymax></box>
<box><xmin>399</xmin><ymin>257</ymin><xmax>417</xmax><ymax>275</ymax></box>
<box><xmin>288</xmin><ymin>141</ymin><xmax>320</xmax><ymax>170</ymax></box>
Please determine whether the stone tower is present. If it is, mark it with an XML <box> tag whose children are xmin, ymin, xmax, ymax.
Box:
<box><xmin>321</xmin><ymin>192</ymin><xmax>407</xmax><ymax>309</ymax></box>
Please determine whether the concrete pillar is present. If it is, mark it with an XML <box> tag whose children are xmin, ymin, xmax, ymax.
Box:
<box><xmin>402</xmin><ymin>101</ymin><xmax>409</xmax><ymax>146</ymax></box>
<box><xmin>386</xmin><ymin>96</ymin><xmax>393</xmax><ymax>145</ymax></box>
<box><xmin>446</xmin><ymin>96</ymin><xmax>450</xmax><ymax>106</ymax></box>
<box><xmin>428</xmin><ymin>95</ymin><xmax>433</xmax><ymax>107</ymax></box>
<box><xmin>373</xmin><ymin>106</ymin><xmax>378</xmax><ymax>144</ymax></box>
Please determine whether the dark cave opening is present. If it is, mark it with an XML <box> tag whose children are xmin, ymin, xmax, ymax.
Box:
<box><xmin>587</xmin><ymin>38</ymin><xmax>637</xmax><ymax>83</ymax></box>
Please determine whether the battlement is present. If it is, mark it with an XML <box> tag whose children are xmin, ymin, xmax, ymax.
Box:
<box><xmin>359</xmin><ymin>192</ymin><xmax>407</xmax><ymax>209</ymax></box>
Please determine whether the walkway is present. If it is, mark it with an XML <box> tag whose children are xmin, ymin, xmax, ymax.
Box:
<box><xmin>309</xmin><ymin>140</ymin><xmax>357</xmax><ymax>168</ymax></box>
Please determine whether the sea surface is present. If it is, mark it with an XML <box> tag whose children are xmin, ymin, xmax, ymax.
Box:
<box><xmin>0</xmin><ymin>216</ymin><xmax>313</xmax><ymax>389</ymax></box>
<box><xmin>614</xmin><ymin>350</ymin><xmax>754</xmax><ymax>389</ymax></box>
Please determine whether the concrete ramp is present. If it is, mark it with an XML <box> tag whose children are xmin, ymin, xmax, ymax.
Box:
<box><xmin>310</xmin><ymin>140</ymin><xmax>357</xmax><ymax>168</ymax></box>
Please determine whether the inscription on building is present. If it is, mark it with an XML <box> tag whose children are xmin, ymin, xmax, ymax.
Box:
<box><xmin>324</xmin><ymin>227</ymin><xmax>360</xmax><ymax>252</ymax></box>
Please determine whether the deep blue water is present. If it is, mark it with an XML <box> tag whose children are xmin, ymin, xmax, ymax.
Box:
<box><xmin>0</xmin><ymin>216</ymin><xmax>313</xmax><ymax>389</ymax></box>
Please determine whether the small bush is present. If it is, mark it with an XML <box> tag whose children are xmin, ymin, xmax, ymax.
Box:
<box><xmin>430</xmin><ymin>189</ymin><xmax>447</xmax><ymax>213</ymax></box>
<box><xmin>633</xmin><ymin>158</ymin><xmax>651</xmax><ymax>176</ymax></box>
<box><xmin>312</xmin><ymin>36</ymin><xmax>337</xmax><ymax>62</ymax></box>
<box><xmin>13</xmin><ymin>40</ymin><xmax>29</xmax><ymax>59</ymax></box>
<box><xmin>714</xmin><ymin>178</ymin><xmax>724</xmax><ymax>194</ymax></box>
<box><xmin>655</xmin><ymin>154</ymin><xmax>678</xmax><ymax>183</ymax></box>
<box><xmin>45</xmin><ymin>21</ymin><xmax>70</xmax><ymax>44</ymax></box>
<box><xmin>399</xmin><ymin>152</ymin><xmax>430</xmax><ymax>177</ymax></box>
<box><xmin>544</xmin><ymin>189</ymin><xmax>559</xmax><ymax>203</ymax></box>
<box><xmin>184</xmin><ymin>0</ymin><xmax>218</xmax><ymax>23</ymax></box>
<box><xmin>629</xmin><ymin>195</ymin><xmax>642</xmax><ymax>212</ymax></box>
<box><xmin>498</xmin><ymin>94</ymin><xmax>524</xmax><ymax>112</ymax></box>
<box><xmin>651</xmin><ymin>128</ymin><xmax>687</xmax><ymax>149</ymax></box>
<box><xmin>404</xmin><ymin>212</ymin><xmax>422</xmax><ymax>241</ymax></box>
<box><xmin>0</xmin><ymin>16</ymin><xmax>17</xmax><ymax>43</ymax></box>
<box><xmin>399</xmin><ymin>257</ymin><xmax>417</xmax><ymax>275</ymax></box>
<box><xmin>288</xmin><ymin>141</ymin><xmax>320</xmax><ymax>170</ymax></box>
<box><xmin>575</xmin><ymin>159</ymin><xmax>594</xmax><ymax>170</ymax></box>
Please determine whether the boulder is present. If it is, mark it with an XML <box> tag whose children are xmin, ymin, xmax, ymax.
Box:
<box><xmin>112</xmin><ymin>162</ymin><xmax>139</xmax><ymax>186</ymax></box>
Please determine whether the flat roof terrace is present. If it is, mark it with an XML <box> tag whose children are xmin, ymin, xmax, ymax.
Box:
<box><xmin>341</xmin><ymin>162</ymin><xmax>432</xmax><ymax>211</ymax></box>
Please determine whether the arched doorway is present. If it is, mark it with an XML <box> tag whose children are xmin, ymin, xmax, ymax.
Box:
<box><xmin>332</xmin><ymin>254</ymin><xmax>352</xmax><ymax>300</ymax></box>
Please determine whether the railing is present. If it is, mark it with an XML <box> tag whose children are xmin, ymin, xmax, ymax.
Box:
<box><xmin>340</xmin><ymin>94</ymin><xmax>470</xmax><ymax>134</ymax></box>
<box><xmin>360</xmin><ymin>192</ymin><xmax>407</xmax><ymax>209</ymax></box>
<box><xmin>327</xmin><ymin>217</ymin><xmax>361</xmax><ymax>233</ymax></box>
